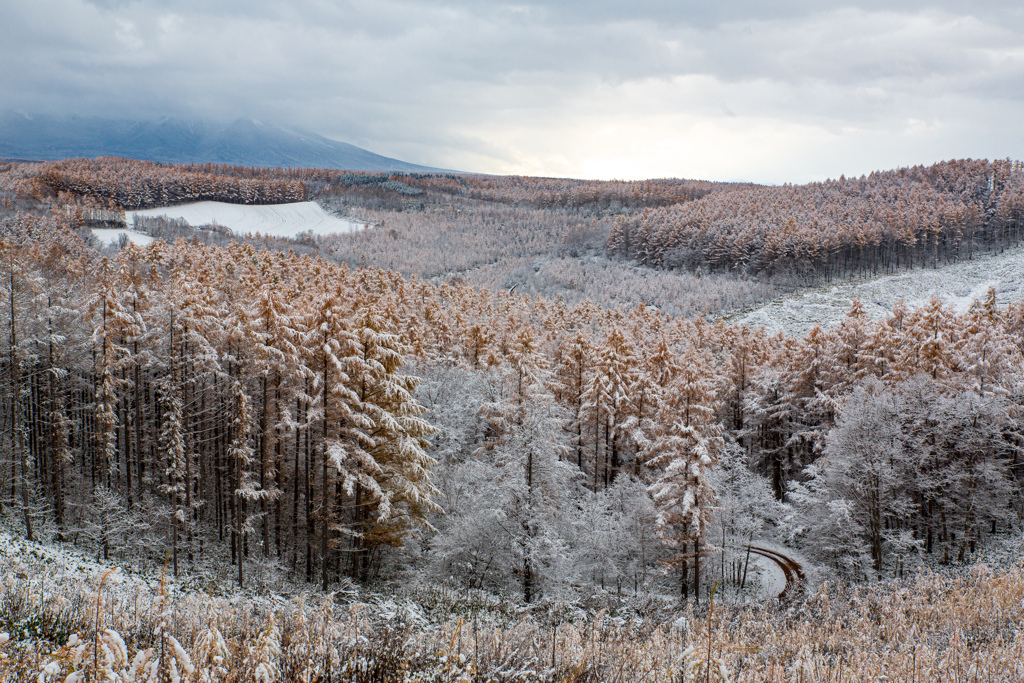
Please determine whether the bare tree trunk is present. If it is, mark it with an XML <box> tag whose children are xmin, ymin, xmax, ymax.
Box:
<box><xmin>274</xmin><ymin>376</ymin><xmax>283</xmax><ymax>559</ymax></box>
<box><xmin>260</xmin><ymin>374</ymin><xmax>269</xmax><ymax>557</ymax></box>
<box><xmin>292</xmin><ymin>395</ymin><xmax>301</xmax><ymax>573</ymax></box>
<box><xmin>321</xmin><ymin>439</ymin><xmax>330</xmax><ymax>591</ymax></box>
<box><xmin>693</xmin><ymin>536</ymin><xmax>701</xmax><ymax>605</ymax></box>
<box><xmin>523</xmin><ymin>449</ymin><xmax>534</xmax><ymax>603</ymax></box>
<box><xmin>11</xmin><ymin>266</ymin><xmax>32</xmax><ymax>541</ymax></box>
<box><xmin>321</xmin><ymin>355</ymin><xmax>330</xmax><ymax>591</ymax></box>
<box><xmin>681</xmin><ymin>540</ymin><xmax>689</xmax><ymax>602</ymax></box>
<box><xmin>47</xmin><ymin>305</ymin><xmax>65</xmax><ymax>541</ymax></box>
<box><xmin>305</xmin><ymin>380</ymin><xmax>313</xmax><ymax>583</ymax></box>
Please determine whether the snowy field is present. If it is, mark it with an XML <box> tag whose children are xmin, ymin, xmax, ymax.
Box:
<box><xmin>124</xmin><ymin>200</ymin><xmax>364</xmax><ymax>239</ymax></box>
<box><xmin>724</xmin><ymin>245</ymin><xmax>1024</xmax><ymax>336</ymax></box>
<box><xmin>91</xmin><ymin>228</ymin><xmax>155</xmax><ymax>247</ymax></box>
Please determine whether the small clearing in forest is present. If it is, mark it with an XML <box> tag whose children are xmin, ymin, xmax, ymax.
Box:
<box><xmin>124</xmin><ymin>200</ymin><xmax>364</xmax><ymax>239</ymax></box>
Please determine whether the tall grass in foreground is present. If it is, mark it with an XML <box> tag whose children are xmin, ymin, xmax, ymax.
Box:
<box><xmin>2</xmin><ymin>560</ymin><xmax>1023</xmax><ymax>682</ymax></box>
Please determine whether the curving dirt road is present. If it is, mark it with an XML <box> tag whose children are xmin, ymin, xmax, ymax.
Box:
<box><xmin>745</xmin><ymin>545</ymin><xmax>806</xmax><ymax>600</ymax></box>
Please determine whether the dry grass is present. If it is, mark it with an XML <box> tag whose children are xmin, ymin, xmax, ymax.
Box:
<box><xmin>2</xmin><ymin>552</ymin><xmax>1023</xmax><ymax>682</ymax></box>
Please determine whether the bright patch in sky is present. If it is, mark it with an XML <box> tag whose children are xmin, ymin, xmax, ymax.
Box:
<box><xmin>4</xmin><ymin>2</ymin><xmax>1023</xmax><ymax>182</ymax></box>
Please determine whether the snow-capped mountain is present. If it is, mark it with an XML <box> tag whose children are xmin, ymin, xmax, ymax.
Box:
<box><xmin>0</xmin><ymin>111</ymin><xmax>441</xmax><ymax>172</ymax></box>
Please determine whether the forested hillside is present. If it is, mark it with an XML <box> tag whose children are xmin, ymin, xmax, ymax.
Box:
<box><xmin>24</xmin><ymin>158</ymin><xmax>307</xmax><ymax>209</ymax></box>
<box><xmin>2</xmin><ymin>157</ymin><xmax>782</xmax><ymax>318</ymax></box>
<box><xmin>2</xmin><ymin>154</ymin><xmax>1024</xmax><ymax>680</ymax></box>
<box><xmin>609</xmin><ymin>159</ymin><xmax>1024</xmax><ymax>280</ymax></box>
<box><xmin>0</xmin><ymin>202</ymin><xmax>1022</xmax><ymax>599</ymax></box>
<box><xmin>1</xmin><ymin>156</ymin><xmax>729</xmax><ymax>213</ymax></box>
<box><xmin>18</xmin><ymin>157</ymin><xmax>1022</xmax><ymax>319</ymax></box>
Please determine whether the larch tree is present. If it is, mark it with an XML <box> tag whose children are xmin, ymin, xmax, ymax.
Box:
<box><xmin>227</xmin><ymin>378</ymin><xmax>260</xmax><ymax>587</ymax></box>
<box><xmin>113</xmin><ymin>244</ymin><xmax>156</xmax><ymax>514</ymax></box>
<box><xmin>246</xmin><ymin>259</ymin><xmax>297</xmax><ymax>558</ymax></box>
<box><xmin>1</xmin><ymin>240</ymin><xmax>41</xmax><ymax>541</ymax></box>
<box><xmin>581</xmin><ymin>327</ymin><xmax>638</xmax><ymax>489</ymax></box>
<box><xmin>303</xmin><ymin>284</ymin><xmax>360</xmax><ymax>589</ymax></box>
<box><xmin>903</xmin><ymin>296</ymin><xmax>959</xmax><ymax>382</ymax></box>
<box><xmin>341</xmin><ymin>300</ymin><xmax>439</xmax><ymax>581</ymax></box>
<box><xmin>552</xmin><ymin>330</ymin><xmax>592</xmax><ymax>470</ymax></box>
<box><xmin>645</xmin><ymin>344</ymin><xmax>723</xmax><ymax>602</ymax></box>
<box><xmin>831</xmin><ymin>299</ymin><xmax>873</xmax><ymax>394</ymax></box>
<box><xmin>88</xmin><ymin>257</ymin><xmax>134</xmax><ymax>559</ymax></box>
<box><xmin>957</xmin><ymin>287</ymin><xmax>1015</xmax><ymax>397</ymax></box>
<box><xmin>812</xmin><ymin>380</ymin><xmax>917</xmax><ymax>575</ymax></box>
<box><xmin>785</xmin><ymin>324</ymin><xmax>839</xmax><ymax>467</ymax></box>
<box><xmin>159</xmin><ymin>375</ymin><xmax>187</xmax><ymax>576</ymax></box>
<box><xmin>476</xmin><ymin>323</ymin><xmax>575</xmax><ymax>601</ymax></box>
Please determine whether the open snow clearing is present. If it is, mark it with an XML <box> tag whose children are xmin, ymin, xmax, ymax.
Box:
<box><xmin>725</xmin><ymin>244</ymin><xmax>1024</xmax><ymax>336</ymax></box>
<box><xmin>90</xmin><ymin>228</ymin><xmax>156</xmax><ymax>247</ymax></box>
<box><xmin>123</xmin><ymin>200</ymin><xmax>364</xmax><ymax>239</ymax></box>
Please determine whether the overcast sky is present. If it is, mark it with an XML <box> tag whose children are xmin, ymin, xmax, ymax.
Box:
<box><xmin>3</xmin><ymin>1</ymin><xmax>1024</xmax><ymax>182</ymax></box>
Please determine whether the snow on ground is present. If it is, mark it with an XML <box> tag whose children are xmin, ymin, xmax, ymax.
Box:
<box><xmin>90</xmin><ymin>228</ymin><xmax>155</xmax><ymax>247</ymax></box>
<box><xmin>125</xmin><ymin>200</ymin><xmax>364</xmax><ymax>239</ymax></box>
<box><xmin>0</xmin><ymin>527</ymin><xmax>162</xmax><ymax>596</ymax></box>
<box><xmin>723</xmin><ymin>245</ymin><xmax>1024</xmax><ymax>336</ymax></box>
<box><xmin>746</xmin><ymin>540</ymin><xmax>815</xmax><ymax>598</ymax></box>
<box><xmin>751</xmin><ymin>555</ymin><xmax>785</xmax><ymax>598</ymax></box>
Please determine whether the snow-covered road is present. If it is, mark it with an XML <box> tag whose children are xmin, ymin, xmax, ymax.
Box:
<box><xmin>747</xmin><ymin>545</ymin><xmax>805</xmax><ymax>600</ymax></box>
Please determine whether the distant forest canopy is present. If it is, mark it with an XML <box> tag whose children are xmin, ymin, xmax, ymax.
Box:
<box><xmin>4</xmin><ymin>156</ymin><xmax>1023</xmax><ymax>287</ymax></box>
<box><xmin>21</xmin><ymin>158</ymin><xmax>308</xmax><ymax>209</ymax></box>
<box><xmin>0</xmin><ymin>156</ymin><xmax>739</xmax><ymax>213</ymax></box>
<box><xmin>389</xmin><ymin>173</ymin><xmax>740</xmax><ymax>211</ymax></box>
<box><xmin>609</xmin><ymin>159</ymin><xmax>1024</xmax><ymax>280</ymax></box>
<box><xmin>0</xmin><ymin>206</ymin><xmax>1021</xmax><ymax>597</ymax></box>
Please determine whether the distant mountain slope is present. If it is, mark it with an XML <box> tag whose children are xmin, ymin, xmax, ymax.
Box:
<box><xmin>0</xmin><ymin>111</ymin><xmax>442</xmax><ymax>172</ymax></box>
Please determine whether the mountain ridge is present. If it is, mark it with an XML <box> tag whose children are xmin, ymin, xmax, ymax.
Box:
<box><xmin>0</xmin><ymin>111</ymin><xmax>443</xmax><ymax>173</ymax></box>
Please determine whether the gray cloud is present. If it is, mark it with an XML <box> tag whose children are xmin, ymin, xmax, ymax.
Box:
<box><xmin>3</xmin><ymin>0</ymin><xmax>1023</xmax><ymax>181</ymax></box>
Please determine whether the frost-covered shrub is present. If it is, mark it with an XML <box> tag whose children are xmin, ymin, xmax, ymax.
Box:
<box><xmin>5</xmin><ymin>529</ymin><xmax>1024</xmax><ymax>682</ymax></box>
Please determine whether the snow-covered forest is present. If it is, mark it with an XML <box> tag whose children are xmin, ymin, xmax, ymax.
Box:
<box><xmin>609</xmin><ymin>159</ymin><xmax>1024</xmax><ymax>279</ymax></box>
<box><xmin>1</xmin><ymin>157</ymin><xmax>1024</xmax><ymax>680</ymax></box>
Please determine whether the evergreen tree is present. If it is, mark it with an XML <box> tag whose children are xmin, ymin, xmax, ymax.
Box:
<box><xmin>645</xmin><ymin>345</ymin><xmax>723</xmax><ymax>602</ymax></box>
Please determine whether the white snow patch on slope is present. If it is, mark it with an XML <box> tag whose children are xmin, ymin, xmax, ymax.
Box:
<box><xmin>125</xmin><ymin>201</ymin><xmax>364</xmax><ymax>239</ymax></box>
<box><xmin>725</xmin><ymin>245</ymin><xmax>1024</xmax><ymax>336</ymax></box>
<box><xmin>91</xmin><ymin>228</ymin><xmax>155</xmax><ymax>247</ymax></box>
